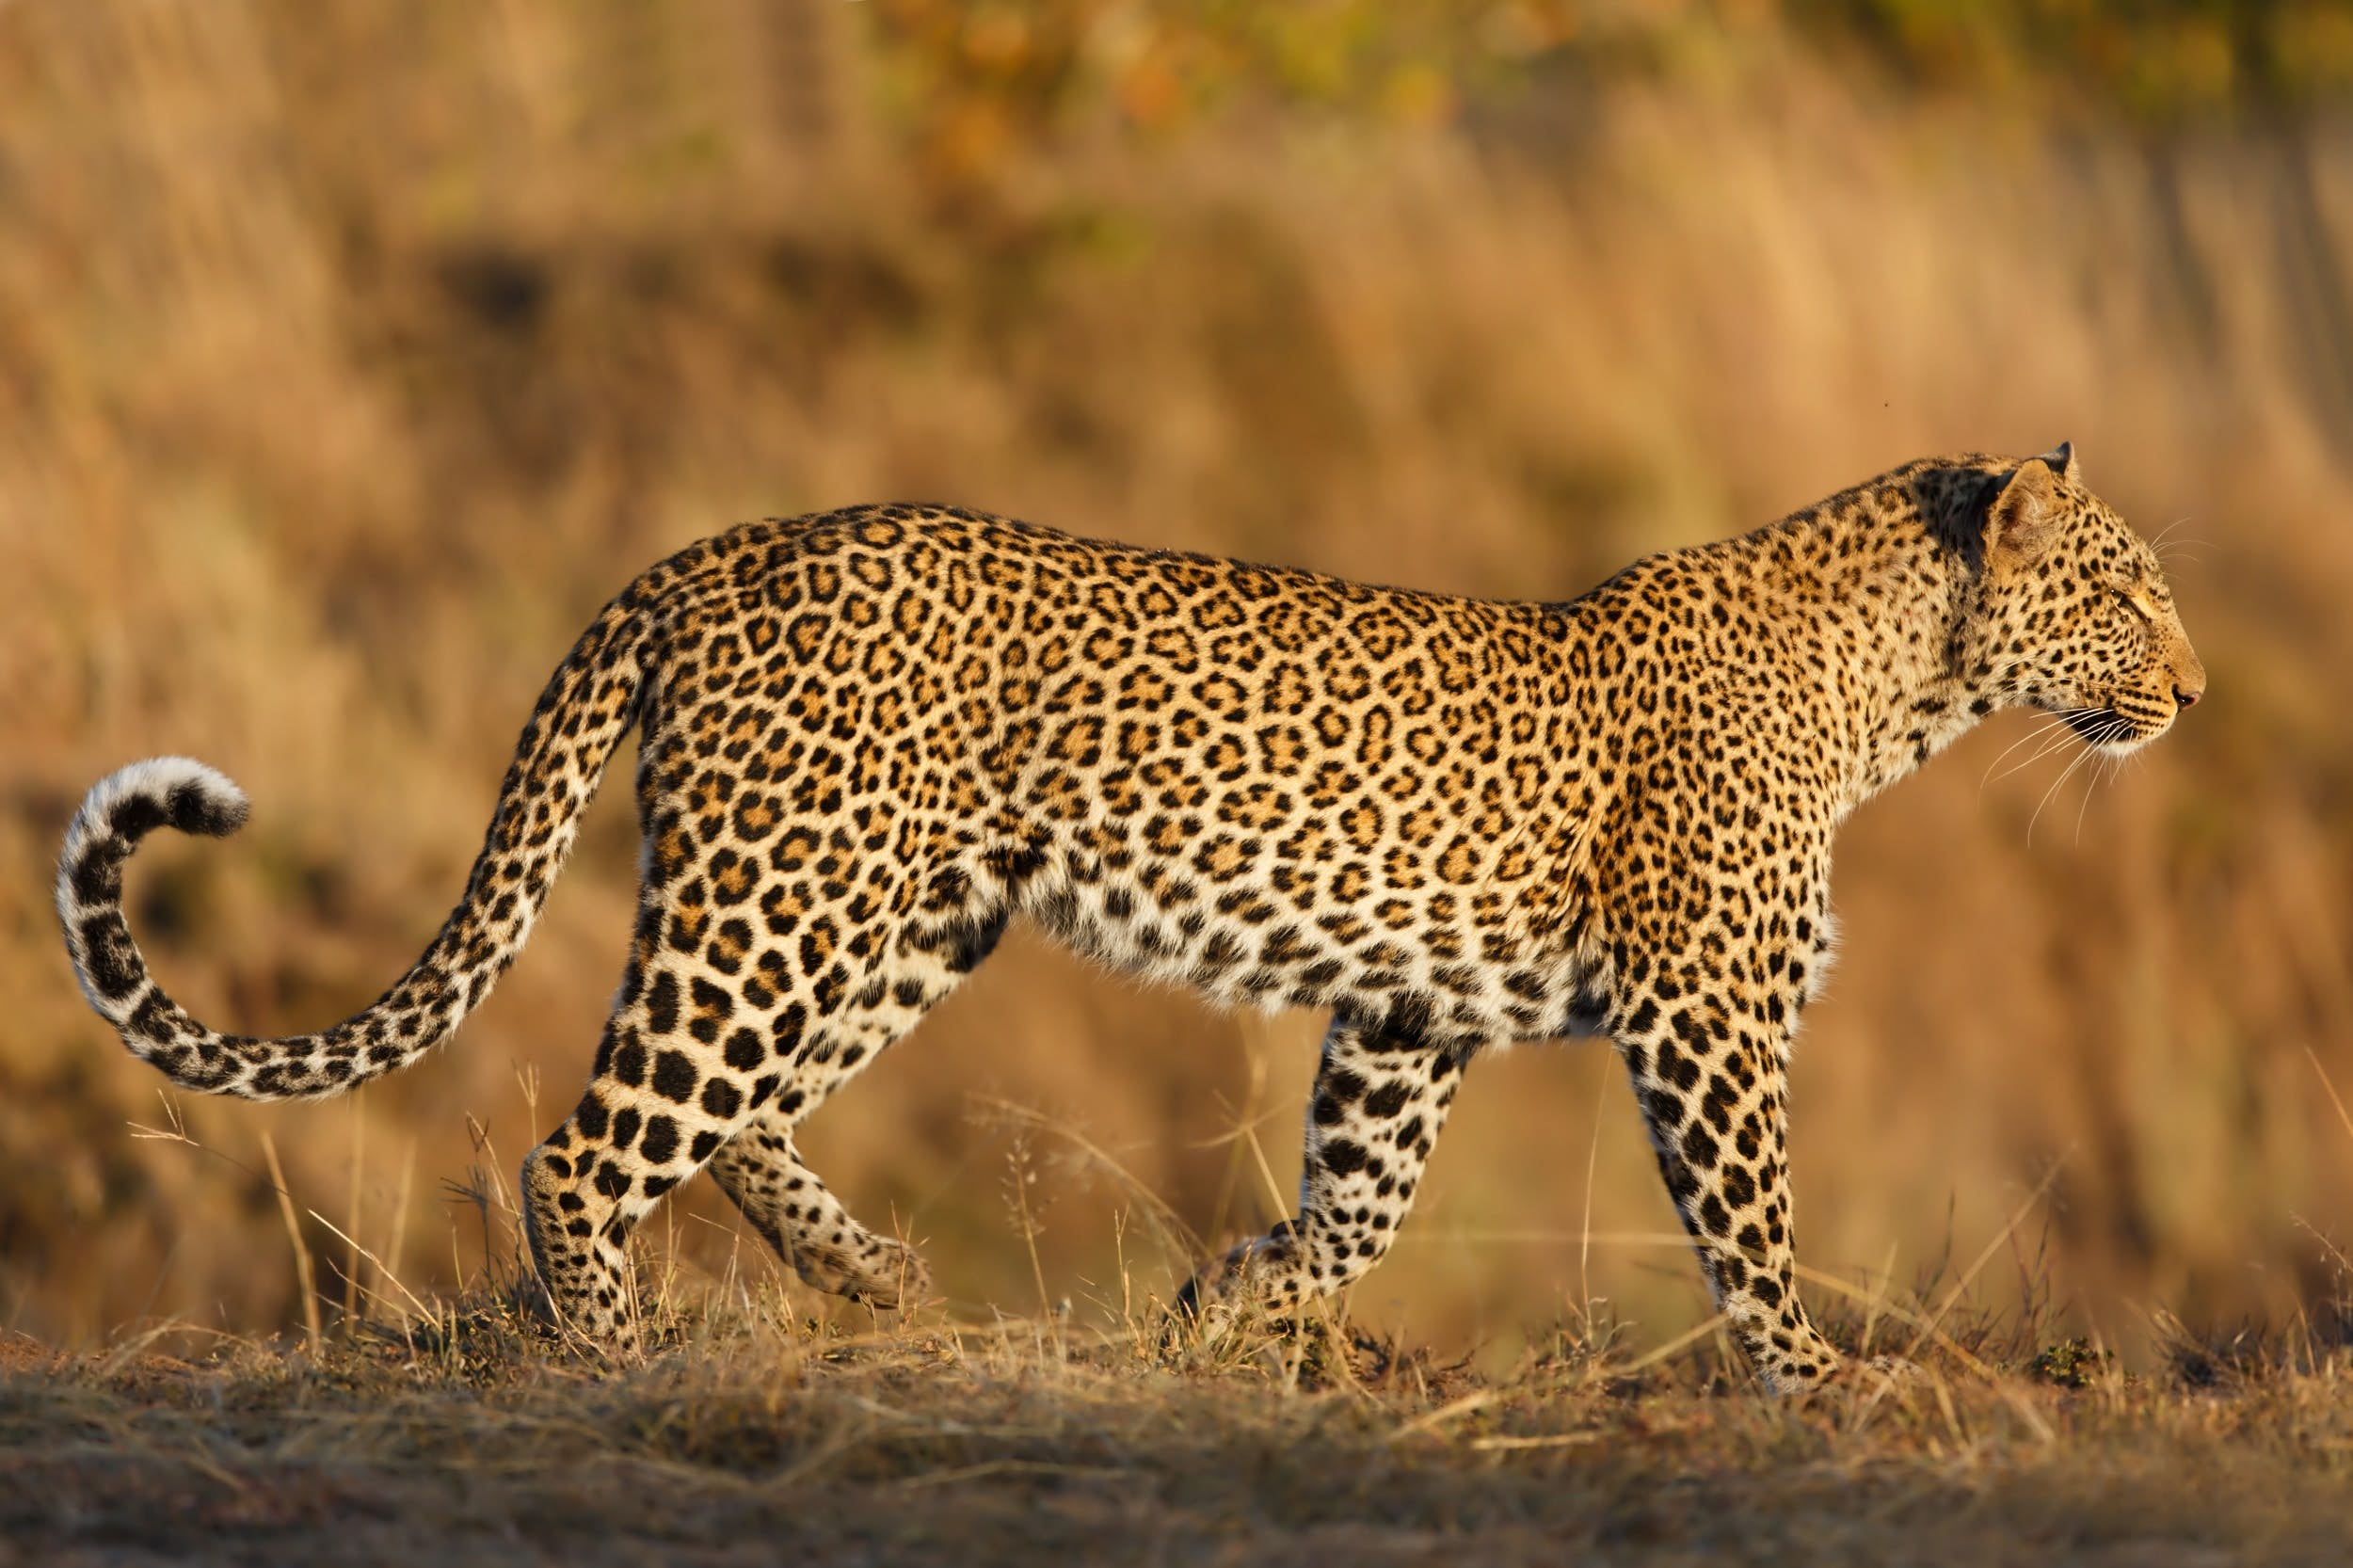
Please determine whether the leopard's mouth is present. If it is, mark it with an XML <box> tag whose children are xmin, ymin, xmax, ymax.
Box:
<box><xmin>2057</xmin><ymin>703</ymin><xmax>2166</xmax><ymax>754</ymax></box>
<box><xmin>2059</xmin><ymin>706</ymin><xmax>2123</xmax><ymax>744</ymax></box>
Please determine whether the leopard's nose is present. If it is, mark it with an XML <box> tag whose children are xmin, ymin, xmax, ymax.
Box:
<box><xmin>2173</xmin><ymin>646</ymin><xmax>2208</xmax><ymax>712</ymax></box>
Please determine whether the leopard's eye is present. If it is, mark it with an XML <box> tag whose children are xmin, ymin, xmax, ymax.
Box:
<box><xmin>2110</xmin><ymin>585</ymin><xmax>2148</xmax><ymax>618</ymax></box>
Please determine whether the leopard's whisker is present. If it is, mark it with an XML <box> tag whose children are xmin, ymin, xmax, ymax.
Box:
<box><xmin>2026</xmin><ymin>734</ymin><xmax>2107</xmax><ymax>844</ymax></box>
<box><xmin>2072</xmin><ymin>748</ymin><xmax>2123</xmax><ymax>845</ymax></box>
<box><xmin>1977</xmin><ymin>712</ymin><xmax>2099</xmax><ymax>794</ymax></box>
<box><xmin>1986</xmin><ymin>721</ymin><xmax>2098</xmax><ymax>790</ymax></box>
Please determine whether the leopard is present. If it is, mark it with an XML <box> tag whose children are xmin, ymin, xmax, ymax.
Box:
<box><xmin>56</xmin><ymin>443</ymin><xmax>2205</xmax><ymax>1392</ymax></box>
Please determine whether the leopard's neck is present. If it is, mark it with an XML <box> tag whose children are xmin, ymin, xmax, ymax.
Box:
<box><xmin>1734</xmin><ymin>463</ymin><xmax>1995</xmax><ymax>816</ymax></box>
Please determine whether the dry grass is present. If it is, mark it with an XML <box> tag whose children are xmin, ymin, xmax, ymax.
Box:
<box><xmin>4</xmin><ymin>1280</ymin><xmax>2349</xmax><ymax>1566</ymax></box>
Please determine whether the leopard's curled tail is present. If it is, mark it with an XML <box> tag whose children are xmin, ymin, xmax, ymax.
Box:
<box><xmin>56</xmin><ymin>595</ymin><xmax>649</xmax><ymax>1102</ymax></box>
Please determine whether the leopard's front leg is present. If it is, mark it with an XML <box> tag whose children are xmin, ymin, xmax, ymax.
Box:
<box><xmin>1176</xmin><ymin>1016</ymin><xmax>1465</xmax><ymax>1335</ymax></box>
<box><xmin>1611</xmin><ymin>947</ymin><xmax>1843</xmax><ymax>1392</ymax></box>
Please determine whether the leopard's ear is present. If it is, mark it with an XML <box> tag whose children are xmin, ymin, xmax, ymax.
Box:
<box><xmin>2035</xmin><ymin>440</ymin><xmax>2080</xmax><ymax>485</ymax></box>
<box><xmin>1988</xmin><ymin>456</ymin><xmax>2062</xmax><ymax>564</ymax></box>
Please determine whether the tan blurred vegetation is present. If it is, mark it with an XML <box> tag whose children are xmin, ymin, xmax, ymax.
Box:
<box><xmin>1</xmin><ymin>0</ymin><xmax>2350</xmax><ymax>1370</ymax></box>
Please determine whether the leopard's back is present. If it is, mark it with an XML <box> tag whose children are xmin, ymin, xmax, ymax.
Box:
<box><xmin>640</xmin><ymin>506</ymin><xmax>1609</xmax><ymax>1051</ymax></box>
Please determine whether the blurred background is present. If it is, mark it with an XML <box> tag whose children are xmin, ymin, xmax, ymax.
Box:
<box><xmin>3</xmin><ymin>0</ymin><xmax>2350</xmax><ymax>1367</ymax></box>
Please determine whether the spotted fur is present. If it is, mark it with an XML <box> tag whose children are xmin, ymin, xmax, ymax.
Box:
<box><xmin>56</xmin><ymin>445</ymin><xmax>2204</xmax><ymax>1389</ymax></box>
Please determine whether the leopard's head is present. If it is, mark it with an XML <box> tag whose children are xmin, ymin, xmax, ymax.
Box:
<box><xmin>1961</xmin><ymin>443</ymin><xmax>2206</xmax><ymax>755</ymax></box>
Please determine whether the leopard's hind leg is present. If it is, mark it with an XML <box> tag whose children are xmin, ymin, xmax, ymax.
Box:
<box><xmin>518</xmin><ymin>768</ymin><xmax>920</xmax><ymax>1351</ymax></box>
<box><xmin>707</xmin><ymin>1121</ymin><xmax>928</xmax><ymax>1306</ymax></box>
<box><xmin>706</xmin><ymin>915</ymin><xmax>1005</xmax><ymax>1306</ymax></box>
<box><xmin>519</xmin><ymin>891</ymin><xmax>840</xmax><ymax>1352</ymax></box>
<box><xmin>519</xmin><ymin>954</ymin><xmax>793</xmax><ymax>1352</ymax></box>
